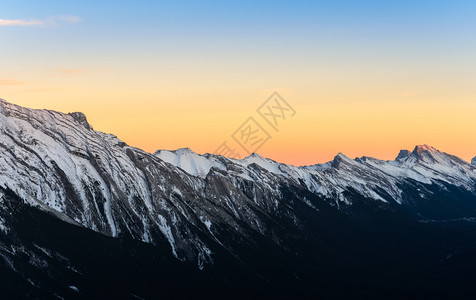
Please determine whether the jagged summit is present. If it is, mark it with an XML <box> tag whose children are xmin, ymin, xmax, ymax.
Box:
<box><xmin>245</xmin><ymin>152</ymin><xmax>265</xmax><ymax>159</ymax></box>
<box><xmin>413</xmin><ymin>144</ymin><xmax>438</xmax><ymax>154</ymax></box>
<box><xmin>243</xmin><ymin>152</ymin><xmax>281</xmax><ymax>164</ymax></box>
<box><xmin>154</xmin><ymin>147</ymin><xmax>192</xmax><ymax>156</ymax></box>
<box><xmin>68</xmin><ymin>111</ymin><xmax>93</xmax><ymax>130</ymax></box>
<box><xmin>0</xmin><ymin>98</ymin><xmax>93</xmax><ymax>130</ymax></box>
<box><xmin>396</xmin><ymin>149</ymin><xmax>411</xmax><ymax>161</ymax></box>
<box><xmin>331</xmin><ymin>153</ymin><xmax>354</xmax><ymax>168</ymax></box>
<box><xmin>472</xmin><ymin>156</ymin><xmax>476</xmax><ymax>166</ymax></box>
<box><xmin>334</xmin><ymin>152</ymin><xmax>352</xmax><ymax>160</ymax></box>
<box><xmin>154</xmin><ymin>147</ymin><xmax>224</xmax><ymax>177</ymax></box>
<box><xmin>406</xmin><ymin>144</ymin><xmax>471</xmax><ymax>166</ymax></box>
<box><xmin>174</xmin><ymin>147</ymin><xmax>194</xmax><ymax>153</ymax></box>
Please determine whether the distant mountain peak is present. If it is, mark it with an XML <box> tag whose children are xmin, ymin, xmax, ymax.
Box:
<box><xmin>396</xmin><ymin>149</ymin><xmax>411</xmax><ymax>161</ymax></box>
<box><xmin>335</xmin><ymin>152</ymin><xmax>349</xmax><ymax>158</ymax></box>
<box><xmin>154</xmin><ymin>147</ymin><xmax>195</xmax><ymax>156</ymax></box>
<box><xmin>0</xmin><ymin>97</ymin><xmax>93</xmax><ymax>131</ymax></box>
<box><xmin>68</xmin><ymin>112</ymin><xmax>92</xmax><ymax>130</ymax></box>
<box><xmin>413</xmin><ymin>144</ymin><xmax>438</xmax><ymax>154</ymax></box>
<box><xmin>472</xmin><ymin>156</ymin><xmax>476</xmax><ymax>166</ymax></box>
<box><xmin>174</xmin><ymin>147</ymin><xmax>195</xmax><ymax>154</ymax></box>
<box><xmin>245</xmin><ymin>153</ymin><xmax>265</xmax><ymax>160</ymax></box>
<box><xmin>331</xmin><ymin>152</ymin><xmax>353</xmax><ymax>168</ymax></box>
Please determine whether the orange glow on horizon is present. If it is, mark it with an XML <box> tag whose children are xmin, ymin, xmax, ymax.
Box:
<box><xmin>2</xmin><ymin>88</ymin><xmax>474</xmax><ymax>167</ymax></box>
<box><xmin>2</xmin><ymin>57</ymin><xmax>475</xmax><ymax>167</ymax></box>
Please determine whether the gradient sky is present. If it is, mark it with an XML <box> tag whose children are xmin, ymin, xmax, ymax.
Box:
<box><xmin>1</xmin><ymin>0</ymin><xmax>476</xmax><ymax>166</ymax></box>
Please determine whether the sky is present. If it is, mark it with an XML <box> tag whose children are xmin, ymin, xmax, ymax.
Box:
<box><xmin>1</xmin><ymin>0</ymin><xmax>475</xmax><ymax>166</ymax></box>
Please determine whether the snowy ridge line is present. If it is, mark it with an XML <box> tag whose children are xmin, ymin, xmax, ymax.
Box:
<box><xmin>155</xmin><ymin>144</ymin><xmax>476</xmax><ymax>202</ymax></box>
<box><xmin>1</xmin><ymin>98</ymin><xmax>476</xmax><ymax>267</ymax></box>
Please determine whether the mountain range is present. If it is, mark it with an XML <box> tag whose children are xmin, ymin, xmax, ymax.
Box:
<box><xmin>1</xmin><ymin>98</ymin><xmax>476</xmax><ymax>299</ymax></box>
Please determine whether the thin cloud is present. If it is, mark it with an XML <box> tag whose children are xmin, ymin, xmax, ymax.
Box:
<box><xmin>0</xmin><ymin>15</ymin><xmax>82</xmax><ymax>27</ymax></box>
<box><xmin>0</xmin><ymin>19</ymin><xmax>43</xmax><ymax>26</ymax></box>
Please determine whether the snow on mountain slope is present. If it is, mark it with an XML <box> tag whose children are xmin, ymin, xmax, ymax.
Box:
<box><xmin>238</xmin><ymin>153</ymin><xmax>285</xmax><ymax>175</ymax></box>
<box><xmin>154</xmin><ymin>150</ymin><xmax>288</xmax><ymax>178</ymax></box>
<box><xmin>0</xmin><ymin>98</ymin><xmax>215</xmax><ymax>264</ymax></box>
<box><xmin>154</xmin><ymin>148</ymin><xmax>225</xmax><ymax>177</ymax></box>
<box><xmin>151</xmin><ymin>131</ymin><xmax>476</xmax><ymax>208</ymax></box>
<box><xmin>154</xmin><ymin>143</ymin><xmax>476</xmax><ymax>207</ymax></box>
<box><xmin>0</xmin><ymin>98</ymin><xmax>308</xmax><ymax>267</ymax></box>
<box><xmin>2</xmin><ymin>98</ymin><xmax>476</xmax><ymax>268</ymax></box>
<box><xmin>396</xmin><ymin>145</ymin><xmax>476</xmax><ymax>185</ymax></box>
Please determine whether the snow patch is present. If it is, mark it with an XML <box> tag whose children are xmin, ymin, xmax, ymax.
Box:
<box><xmin>69</xmin><ymin>286</ymin><xmax>79</xmax><ymax>292</ymax></box>
<box><xmin>157</xmin><ymin>214</ymin><xmax>178</xmax><ymax>258</ymax></box>
<box><xmin>155</xmin><ymin>148</ymin><xmax>225</xmax><ymax>177</ymax></box>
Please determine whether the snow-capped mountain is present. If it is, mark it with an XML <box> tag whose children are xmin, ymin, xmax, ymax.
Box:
<box><xmin>2</xmin><ymin>98</ymin><xmax>476</xmax><ymax>298</ymax></box>
<box><xmin>157</xmin><ymin>142</ymin><xmax>476</xmax><ymax>214</ymax></box>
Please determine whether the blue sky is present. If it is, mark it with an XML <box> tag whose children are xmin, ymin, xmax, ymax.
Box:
<box><xmin>2</xmin><ymin>1</ymin><xmax>475</xmax><ymax>65</ymax></box>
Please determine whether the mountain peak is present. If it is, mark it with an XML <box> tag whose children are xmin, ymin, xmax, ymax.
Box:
<box><xmin>472</xmin><ymin>156</ymin><xmax>476</xmax><ymax>166</ymax></box>
<box><xmin>154</xmin><ymin>147</ymin><xmax>196</xmax><ymax>156</ymax></box>
<box><xmin>0</xmin><ymin>98</ymin><xmax>94</xmax><ymax>131</ymax></box>
<box><xmin>68</xmin><ymin>112</ymin><xmax>92</xmax><ymax>130</ymax></box>
<box><xmin>396</xmin><ymin>149</ymin><xmax>411</xmax><ymax>161</ymax></box>
<box><xmin>245</xmin><ymin>153</ymin><xmax>265</xmax><ymax>160</ymax></box>
<box><xmin>335</xmin><ymin>152</ymin><xmax>348</xmax><ymax>158</ymax></box>
<box><xmin>175</xmin><ymin>147</ymin><xmax>195</xmax><ymax>154</ymax></box>
<box><xmin>331</xmin><ymin>153</ymin><xmax>353</xmax><ymax>168</ymax></box>
<box><xmin>413</xmin><ymin>144</ymin><xmax>437</xmax><ymax>154</ymax></box>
